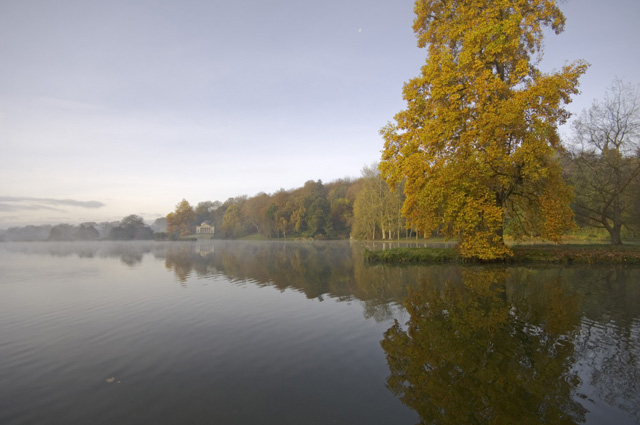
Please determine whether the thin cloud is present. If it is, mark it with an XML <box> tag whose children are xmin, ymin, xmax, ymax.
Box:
<box><xmin>0</xmin><ymin>203</ymin><xmax>63</xmax><ymax>212</ymax></box>
<box><xmin>0</xmin><ymin>197</ymin><xmax>105</xmax><ymax>210</ymax></box>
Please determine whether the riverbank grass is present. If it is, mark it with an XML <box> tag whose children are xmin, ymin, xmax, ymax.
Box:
<box><xmin>364</xmin><ymin>244</ymin><xmax>640</xmax><ymax>265</ymax></box>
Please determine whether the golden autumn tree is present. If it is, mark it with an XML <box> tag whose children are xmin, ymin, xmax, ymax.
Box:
<box><xmin>166</xmin><ymin>199</ymin><xmax>196</xmax><ymax>239</ymax></box>
<box><xmin>380</xmin><ymin>0</ymin><xmax>588</xmax><ymax>259</ymax></box>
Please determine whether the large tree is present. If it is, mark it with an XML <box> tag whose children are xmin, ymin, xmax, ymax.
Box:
<box><xmin>380</xmin><ymin>0</ymin><xmax>587</xmax><ymax>259</ymax></box>
<box><xmin>167</xmin><ymin>199</ymin><xmax>196</xmax><ymax>239</ymax></box>
<box><xmin>568</xmin><ymin>80</ymin><xmax>640</xmax><ymax>245</ymax></box>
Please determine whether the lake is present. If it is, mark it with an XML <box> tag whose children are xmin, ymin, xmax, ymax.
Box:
<box><xmin>0</xmin><ymin>240</ymin><xmax>638</xmax><ymax>424</ymax></box>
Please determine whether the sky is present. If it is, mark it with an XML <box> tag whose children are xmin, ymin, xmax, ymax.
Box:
<box><xmin>1</xmin><ymin>0</ymin><xmax>639</xmax><ymax>228</ymax></box>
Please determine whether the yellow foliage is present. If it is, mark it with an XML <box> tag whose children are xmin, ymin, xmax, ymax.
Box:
<box><xmin>380</xmin><ymin>0</ymin><xmax>587</xmax><ymax>259</ymax></box>
<box><xmin>167</xmin><ymin>199</ymin><xmax>196</xmax><ymax>238</ymax></box>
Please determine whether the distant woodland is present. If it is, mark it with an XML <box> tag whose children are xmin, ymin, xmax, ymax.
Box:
<box><xmin>163</xmin><ymin>164</ymin><xmax>406</xmax><ymax>241</ymax></box>
<box><xmin>2</xmin><ymin>145</ymin><xmax>640</xmax><ymax>243</ymax></box>
<box><xmin>0</xmin><ymin>164</ymin><xmax>407</xmax><ymax>242</ymax></box>
<box><xmin>162</xmin><ymin>161</ymin><xmax>640</xmax><ymax>244</ymax></box>
<box><xmin>1</xmin><ymin>214</ymin><xmax>161</xmax><ymax>242</ymax></box>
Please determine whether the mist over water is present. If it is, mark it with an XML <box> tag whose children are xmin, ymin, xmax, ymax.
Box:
<box><xmin>0</xmin><ymin>241</ymin><xmax>638</xmax><ymax>424</ymax></box>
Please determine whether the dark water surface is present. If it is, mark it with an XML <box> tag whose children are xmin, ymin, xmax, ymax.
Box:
<box><xmin>0</xmin><ymin>241</ymin><xmax>638</xmax><ymax>425</ymax></box>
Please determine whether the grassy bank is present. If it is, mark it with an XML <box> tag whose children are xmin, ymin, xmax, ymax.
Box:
<box><xmin>364</xmin><ymin>244</ymin><xmax>640</xmax><ymax>265</ymax></box>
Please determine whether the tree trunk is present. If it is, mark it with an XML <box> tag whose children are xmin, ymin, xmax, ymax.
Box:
<box><xmin>612</xmin><ymin>199</ymin><xmax>624</xmax><ymax>245</ymax></box>
<box><xmin>610</xmin><ymin>224</ymin><xmax>623</xmax><ymax>245</ymax></box>
<box><xmin>603</xmin><ymin>199</ymin><xmax>624</xmax><ymax>245</ymax></box>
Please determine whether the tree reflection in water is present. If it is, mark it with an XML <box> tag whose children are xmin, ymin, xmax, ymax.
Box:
<box><xmin>381</xmin><ymin>268</ymin><xmax>587</xmax><ymax>425</ymax></box>
<box><xmin>3</xmin><ymin>241</ymin><xmax>638</xmax><ymax>422</ymax></box>
<box><xmin>161</xmin><ymin>241</ymin><xmax>458</xmax><ymax>323</ymax></box>
<box><xmin>164</xmin><ymin>243</ymin><xmax>197</xmax><ymax>283</ymax></box>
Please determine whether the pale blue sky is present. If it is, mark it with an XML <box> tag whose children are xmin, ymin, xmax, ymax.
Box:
<box><xmin>1</xmin><ymin>0</ymin><xmax>639</xmax><ymax>227</ymax></box>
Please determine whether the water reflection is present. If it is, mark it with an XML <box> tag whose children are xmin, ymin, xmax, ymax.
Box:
<box><xmin>161</xmin><ymin>241</ymin><xmax>463</xmax><ymax>325</ymax></box>
<box><xmin>0</xmin><ymin>240</ymin><xmax>162</xmax><ymax>266</ymax></box>
<box><xmin>570</xmin><ymin>267</ymin><xmax>640</xmax><ymax>423</ymax></box>
<box><xmin>381</xmin><ymin>268</ymin><xmax>587</xmax><ymax>424</ymax></box>
<box><xmin>575</xmin><ymin>318</ymin><xmax>640</xmax><ymax>423</ymax></box>
<box><xmin>2</xmin><ymin>241</ymin><xmax>638</xmax><ymax>423</ymax></box>
<box><xmin>159</xmin><ymin>242</ymin><xmax>640</xmax><ymax>423</ymax></box>
<box><xmin>162</xmin><ymin>241</ymin><xmax>425</xmax><ymax>305</ymax></box>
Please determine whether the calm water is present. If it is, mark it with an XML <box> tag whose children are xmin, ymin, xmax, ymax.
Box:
<box><xmin>0</xmin><ymin>241</ymin><xmax>638</xmax><ymax>425</ymax></box>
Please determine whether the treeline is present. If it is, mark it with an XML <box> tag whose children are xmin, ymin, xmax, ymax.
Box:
<box><xmin>168</xmin><ymin>128</ymin><xmax>640</xmax><ymax>243</ymax></box>
<box><xmin>165</xmin><ymin>165</ymin><xmax>411</xmax><ymax>241</ymax></box>
<box><xmin>0</xmin><ymin>215</ymin><xmax>165</xmax><ymax>242</ymax></box>
<box><xmin>4</xmin><ymin>76</ymin><xmax>639</xmax><ymax>246</ymax></box>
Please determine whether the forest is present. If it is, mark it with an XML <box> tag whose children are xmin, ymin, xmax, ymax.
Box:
<box><xmin>164</xmin><ymin>86</ymin><xmax>640</xmax><ymax>247</ymax></box>
<box><xmin>1</xmin><ymin>215</ymin><xmax>160</xmax><ymax>242</ymax></box>
<box><xmin>4</xmin><ymin>89</ymin><xmax>638</xmax><ymax>246</ymax></box>
<box><xmin>163</xmin><ymin>164</ymin><xmax>406</xmax><ymax>241</ymax></box>
<box><xmin>165</xmin><ymin>0</ymin><xmax>640</xmax><ymax>252</ymax></box>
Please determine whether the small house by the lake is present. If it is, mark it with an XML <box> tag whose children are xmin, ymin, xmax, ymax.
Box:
<box><xmin>196</xmin><ymin>221</ymin><xmax>214</xmax><ymax>235</ymax></box>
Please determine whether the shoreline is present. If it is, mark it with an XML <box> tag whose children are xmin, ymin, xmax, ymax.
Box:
<box><xmin>364</xmin><ymin>244</ymin><xmax>640</xmax><ymax>265</ymax></box>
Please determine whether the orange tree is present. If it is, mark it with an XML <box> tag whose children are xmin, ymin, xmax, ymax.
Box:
<box><xmin>167</xmin><ymin>199</ymin><xmax>196</xmax><ymax>239</ymax></box>
<box><xmin>380</xmin><ymin>0</ymin><xmax>587</xmax><ymax>259</ymax></box>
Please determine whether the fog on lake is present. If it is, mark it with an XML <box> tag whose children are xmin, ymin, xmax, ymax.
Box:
<box><xmin>0</xmin><ymin>241</ymin><xmax>638</xmax><ymax>425</ymax></box>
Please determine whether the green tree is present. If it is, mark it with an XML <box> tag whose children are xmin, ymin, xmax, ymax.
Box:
<box><xmin>220</xmin><ymin>202</ymin><xmax>243</xmax><ymax>238</ymax></box>
<box><xmin>352</xmin><ymin>165</ymin><xmax>404</xmax><ymax>240</ymax></box>
<box><xmin>352</xmin><ymin>167</ymin><xmax>382</xmax><ymax>240</ymax></box>
<box><xmin>380</xmin><ymin>0</ymin><xmax>587</xmax><ymax>259</ymax></box>
<box><xmin>272</xmin><ymin>189</ymin><xmax>293</xmax><ymax>238</ymax></box>
<box><xmin>241</xmin><ymin>192</ymin><xmax>272</xmax><ymax>237</ymax></box>
<box><xmin>326</xmin><ymin>179</ymin><xmax>355</xmax><ymax>238</ymax></box>
<box><xmin>209</xmin><ymin>198</ymin><xmax>236</xmax><ymax>236</ymax></box>
<box><xmin>329</xmin><ymin>197</ymin><xmax>352</xmax><ymax>238</ymax></box>
<box><xmin>567</xmin><ymin>79</ymin><xmax>640</xmax><ymax>244</ymax></box>
<box><xmin>167</xmin><ymin>199</ymin><xmax>196</xmax><ymax>239</ymax></box>
<box><xmin>288</xmin><ymin>180</ymin><xmax>332</xmax><ymax>238</ymax></box>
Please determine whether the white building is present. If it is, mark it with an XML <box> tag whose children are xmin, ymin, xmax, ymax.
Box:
<box><xmin>196</xmin><ymin>221</ymin><xmax>215</xmax><ymax>235</ymax></box>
